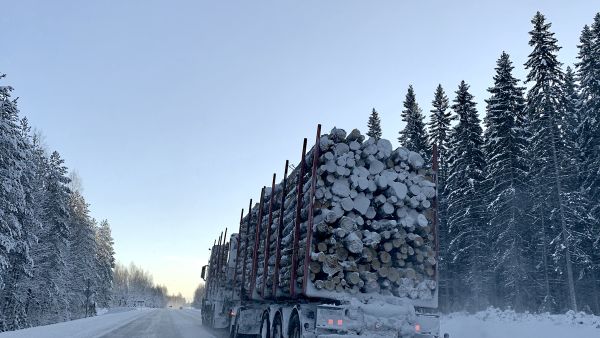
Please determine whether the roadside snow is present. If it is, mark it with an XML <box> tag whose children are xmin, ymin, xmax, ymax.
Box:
<box><xmin>441</xmin><ymin>308</ymin><xmax>600</xmax><ymax>338</ymax></box>
<box><xmin>0</xmin><ymin>308</ymin><xmax>151</xmax><ymax>338</ymax></box>
<box><xmin>95</xmin><ymin>306</ymin><xmax>135</xmax><ymax>316</ymax></box>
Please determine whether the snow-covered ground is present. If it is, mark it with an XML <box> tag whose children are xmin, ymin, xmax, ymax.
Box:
<box><xmin>0</xmin><ymin>308</ymin><xmax>218</xmax><ymax>338</ymax></box>
<box><xmin>441</xmin><ymin>308</ymin><xmax>600</xmax><ymax>338</ymax></box>
<box><xmin>2</xmin><ymin>306</ymin><xmax>599</xmax><ymax>338</ymax></box>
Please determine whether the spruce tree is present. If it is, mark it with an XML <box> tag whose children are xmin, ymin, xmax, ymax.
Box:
<box><xmin>366</xmin><ymin>108</ymin><xmax>382</xmax><ymax>140</ymax></box>
<box><xmin>0</xmin><ymin>77</ymin><xmax>36</xmax><ymax>331</ymax></box>
<box><xmin>426</xmin><ymin>84</ymin><xmax>454</xmax><ymax>311</ymax></box>
<box><xmin>399</xmin><ymin>85</ymin><xmax>430</xmax><ymax>158</ymax></box>
<box><xmin>0</xmin><ymin>75</ymin><xmax>26</xmax><ymax>290</ymax></box>
<box><xmin>561</xmin><ymin>67</ymin><xmax>582</xmax><ymax>157</ymax></box>
<box><xmin>29</xmin><ymin>151</ymin><xmax>72</xmax><ymax>324</ymax></box>
<box><xmin>577</xmin><ymin>15</ymin><xmax>600</xmax><ymax>189</ymax></box>
<box><xmin>576</xmin><ymin>18</ymin><xmax>600</xmax><ymax>298</ymax></box>
<box><xmin>524</xmin><ymin>12</ymin><xmax>579</xmax><ymax>312</ymax></box>
<box><xmin>561</xmin><ymin>67</ymin><xmax>598</xmax><ymax>313</ymax></box>
<box><xmin>576</xmin><ymin>24</ymin><xmax>597</xmax><ymax>176</ymax></box>
<box><xmin>428</xmin><ymin>84</ymin><xmax>453</xmax><ymax>164</ymax></box>
<box><xmin>5</xmin><ymin>118</ymin><xmax>41</xmax><ymax>331</ymax></box>
<box><xmin>445</xmin><ymin>80</ymin><xmax>487</xmax><ymax>311</ymax></box>
<box><xmin>95</xmin><ymin>220</ymin><xmax>115</xmax><ymax>307</ymax></box>
<box><xmin>560</xmin><ymin>66</ymin><xmax>589</xmax><ymax>188</ymax></box>
<box><xmin>574</xmin><ymin>17</ymin><xmax>600</xmax><ymax>312</ymax></box>
<box><xmin>482</xmin><ymin>52</ymin><xmax>530</xmax><ymax>310</ymax></box>
<box><xmin>66</xmin><ymin>190</ymin><xmax>99</xmax><ymax>318</ymax></box>
<box><xmin>21</xmin><ymin>132</ymin><xmax>50</xmax><ymax>328</ymax></box>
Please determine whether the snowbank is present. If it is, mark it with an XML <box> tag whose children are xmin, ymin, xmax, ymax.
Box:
<box><xmin>441</xmin><ymin>308</ymin><xmax>600</xmax><ymax>338</ymax></box>
<box><xmin>96</xmin><ymin>306</ymin><xmax>136</xmax><ymax>316</ymax></box>
<box><xmin>0</xmin><ymin>308</ymin><xmax>151</xmax><ymax>338</ymax></box>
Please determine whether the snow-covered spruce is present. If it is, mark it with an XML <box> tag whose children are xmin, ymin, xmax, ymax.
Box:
<box><xmin>234</xmin><ymin>128</ymin><xmax>437</xmax><ymax>301</ymax></box>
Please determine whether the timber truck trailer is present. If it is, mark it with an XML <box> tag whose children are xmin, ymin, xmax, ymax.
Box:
<box><xmin>201</xmin><ymin>125</ymin><xmax>441</xmax><ymax>338</ymax></box>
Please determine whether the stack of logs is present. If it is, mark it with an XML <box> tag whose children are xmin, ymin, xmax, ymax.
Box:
<box><xmin>233</xmin><ymin>127</ymin><xmax>437</xmax><ymax>301</ymax></box>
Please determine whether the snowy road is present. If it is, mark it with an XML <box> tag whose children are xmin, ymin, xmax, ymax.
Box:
<box><xmin>95</xmin><ymin>309</ymin><xmax>218</xmax><ymax>338</ymax></box>
<box><xmin>0</xmin><ymin>308</ymin><xmax>224</xmax><ymax>338</ymax></box>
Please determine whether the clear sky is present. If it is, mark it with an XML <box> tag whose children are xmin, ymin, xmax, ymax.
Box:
<box><xmin>2</xmin><ymin>0</ymin><xmax>598</xmax><ymax>300</ymax></box>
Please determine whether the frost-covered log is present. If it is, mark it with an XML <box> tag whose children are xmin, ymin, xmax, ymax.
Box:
<box><xmin>235</xmin><ymin>127</ymin><xmax>437</xmax><ymax>301</ymax></box>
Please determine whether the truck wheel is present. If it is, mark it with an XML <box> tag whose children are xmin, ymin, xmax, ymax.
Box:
<box><xmin>288</xmin><ymin>313</ymin><xmax>301</xmax><ymax>338</ymax></box>
<box><xmin>230</xmin><ymin>320</ymin><xmax>251</xmax><ymax>338</ymax></box>
<box><xmin>259</xmin><ymin>313</ymin><xmax>270</xmax><ymax>338</ymax></box>
<box><xmin>271</xmin><ymin>314</ymin><xmax>283</xmax><ymax>338</ymax></box>
<box><xmin>230</xmin><ymin>324</ymin><xmax>246</xmax><ymax>338</ymax></box>
<box><xmin>205</xmin><ymin>312</ymin><xmax>211</xmax><ymax>328</ymax></box>
<box><xmin>229</xmin><ymin>324</ymin><xmax>242</xmax><ymax>338</ymax></box>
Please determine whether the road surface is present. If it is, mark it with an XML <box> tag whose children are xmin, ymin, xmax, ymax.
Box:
<box><xmin>96</xmin><ymin>309</ymin><xmax>220</xmax><ymax>338</ymax></box>
<box><xmin>0</xmin><ymin>308</ymin><xmax>226</xmax><ymax>338</ymax></box>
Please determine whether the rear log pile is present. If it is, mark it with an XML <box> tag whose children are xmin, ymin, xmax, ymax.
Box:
<box><xmin>234</xmin><ymin>127</ymin><xmax>437</xmax><ymax>302</ymax></box>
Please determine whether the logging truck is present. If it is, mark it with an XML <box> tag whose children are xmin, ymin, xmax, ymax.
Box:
<box><xmin>201</xmin><ymin>125</ymin><xmax>440</xmax><ymax>338</ymax></box>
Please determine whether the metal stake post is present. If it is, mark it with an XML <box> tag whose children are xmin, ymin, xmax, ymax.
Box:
<box><xmin>291</xmin><ymin>138</ymin><xmax>307</xmax><ymax>297</ymax></box>
<box><xmin>272</xmin><ymin>160</ymin><xmax>289</xmax><ymax>298</ymax></box>
<box><xmin>302</xmin><ymin>124</ymin><xmax>321</xmax><ymax>295</ymax></box>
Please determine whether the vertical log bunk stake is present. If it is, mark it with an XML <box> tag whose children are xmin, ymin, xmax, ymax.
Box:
<box><xmin>231</xmin><ymin>209</ymin><xmax>244</xmax><ymax>300</ymax></box>
<box><xmin>302</xmin><ymin>124</ymin><xmax>321</xmax><ymax>295</ymax></box>
<box><xmin>212</xmin><ymin>232</ymin><xmax>223</xmax><ymax>298</ymax></box>
<box><xmin>250</xmin><ymin>187</ymin><xmax>266</xmax><ymax>296</ymax></box>
<box><xmin>261</xmin><ymin>174</ymin><xmax>277</xmax><ymax>298</ymax></box>
<box><xmin>431</xmin><ymin>144</ymin><xmax>439</xmax><ymax>279</ymax></box>
<box><xmin>290</xmin><ymin>138</ymin><xmax>308</xmax><ymax>297</ymax></box>
<box><xmin>272</xmin><ymin>160</ymin><xmax>289</xmax><ymax>298</ymax></box>
<box><xmin>219</xmin><ymin>227</ymin><xmax>228</xmax><ymax>284</ymax></box>
<box><xmin>240</xmin><ymin>199</ymin><xmax>253</xmax><ymax>301</ymax></box>
<box><xmin>208</xmin><ymin>239</ymin><xmax>216</xmax><ymax>297</ymax></box>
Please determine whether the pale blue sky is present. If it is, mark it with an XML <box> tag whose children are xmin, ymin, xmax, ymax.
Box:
<box><xmin>2</xmin><ymin>1</ymin><xmax>597</xmax><ymax>299</ymax></box>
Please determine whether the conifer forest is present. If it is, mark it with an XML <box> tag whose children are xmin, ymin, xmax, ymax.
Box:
<box><xmin>372</xmin><ymin>11</ymin><xmax>600</xmax><ymax>315</ymax></box>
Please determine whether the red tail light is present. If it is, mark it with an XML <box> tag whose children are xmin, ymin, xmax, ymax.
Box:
<box><xmin>415</xmin><ymin>324</ymin><xmax>421</xmax><ymax>332</ymax></box>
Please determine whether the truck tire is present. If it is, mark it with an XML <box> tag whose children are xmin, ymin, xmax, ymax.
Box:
<box><xmin>259</xmin><ymin>313</ymin><xmax>270</xmax><ymax>338</ymax></box>
<box><xmin>205</xmin><ymin>312</ymin><xmax>212</xmax><ymax>328</ymax></box>
<box><xmin>230</xmin><ymin>325</ymin><xmax>246</xmax><ymax>338</ymax></box>
<box><xmin>288</xmin><ymin>312</ymin><xmax>301</xmax><ymax>338</ymax></box>
<box><xmin>271</xmin><ymin>313</ymin><xmax>283</xmax><ymax>338</ymax></box>
<box><xmin>206</xmin><ymin>305</ymin><xmax>214</xmax><ymax>328</ymax></box>
<box><xmin>230</xmin><ymin>323</ymin><xmax>245</xmax><ymax>338</ymax></box>
<box><xmin>230</xmin><ymin>319</ymin><xmax>252</xmax><ymax>338</ymax></box>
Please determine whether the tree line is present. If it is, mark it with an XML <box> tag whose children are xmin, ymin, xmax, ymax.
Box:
<box><xmin>367</xmin><ymin>12</ymin><xmax>600</xmax><ymax>314</ymax></box>
<box><xmin>191</xmin><ymin>283</ymin><xmax>205</xmax><ymax>309</ymax></box>
<box><xmin>111</xmin><ymin>262</ymin><xmax>181</xmax><ymax>309</ymax></box>
<box><xmin>0</xmin><ymin>74</ymin><xmax>116</xmax><ymax>331</ymax></box>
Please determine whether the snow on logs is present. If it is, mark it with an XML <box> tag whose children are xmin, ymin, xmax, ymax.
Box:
<box><xmin>235</xmin><ymin>127</ymin><xmax>437</xmax><ymax>302</ymax></box>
